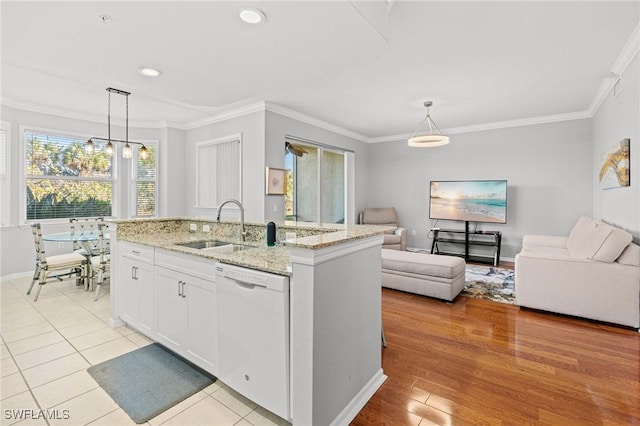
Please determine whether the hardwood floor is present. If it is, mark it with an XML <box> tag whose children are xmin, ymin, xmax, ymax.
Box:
<box><xmin>352</xmin><ymin>286</ymin><xmax>640</xmax><ymax>425</ymax></box>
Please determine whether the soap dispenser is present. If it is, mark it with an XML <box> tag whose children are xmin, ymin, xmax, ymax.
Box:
<box><xmin>266</xmin><ymin>222</ymin><xmax>276</xmax><ymax>247</ymax></box>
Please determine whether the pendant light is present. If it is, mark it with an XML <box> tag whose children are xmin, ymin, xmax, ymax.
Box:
<box><xmin>86</xmin><ymin>87</ymin><xmax>149</xmax><ymax>159</ymax></box>
<box><xmin>408</xmin><ymin>101</ymin><xmax>450</xmax><ymax>147</ymax></box>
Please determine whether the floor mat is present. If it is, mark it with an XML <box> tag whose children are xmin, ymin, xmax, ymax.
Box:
<box><xmin>88</xmin><ymin>343</ymin><xmax>216</xmax><ymax>424</ymax></box>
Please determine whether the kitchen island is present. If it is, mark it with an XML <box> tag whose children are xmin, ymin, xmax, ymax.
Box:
<box><xmin>109</xmin><ymin>218</ymin><xmax>390</xmax><ymax>426</ymax></box>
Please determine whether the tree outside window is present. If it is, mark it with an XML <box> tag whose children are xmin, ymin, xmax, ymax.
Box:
<box><xmin>25</xmin><ymin>130</ymin><xmax>113</xmax><ymax>220</ymax></box>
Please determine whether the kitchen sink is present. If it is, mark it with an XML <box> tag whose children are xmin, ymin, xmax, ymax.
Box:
<box><xmin>176</xmin><ymin>240</ymin><xmax>255</xmax><ymax>253</ymax></box>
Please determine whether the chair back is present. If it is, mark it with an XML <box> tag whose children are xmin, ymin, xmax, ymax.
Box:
<box><xmin>31</xmin><ymin>223</ymin><xmax>48</xmax><ymax>267</ymax></box>
<box><xmin>360</xmin><ymin>208</ymin><xmax>399</xmax><ymax>227</ymax></box>
<box><xmin>95</xmin><ymin>223</ymin><xmax>110</xmax><ymax>266</ymax></box>
<box><xmin>70</xmin><ymin>217</ymin><xmax>105</xmax><ymax>252</ymax></box>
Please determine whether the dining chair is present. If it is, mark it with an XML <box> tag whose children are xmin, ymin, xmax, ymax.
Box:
<box><xmin>27</xmin><ymin>223</ymin><xmax>88</xmax><ymax>302</ymax></box>
<box><xmin>91</xmin><ymin>223</ymin><xmax>110</xmax><ymax>301</ymax></box>
<box><xmin>69</xmin><ymin>217</ymin><xmax>105</xmax><ymax>256</ymax></box>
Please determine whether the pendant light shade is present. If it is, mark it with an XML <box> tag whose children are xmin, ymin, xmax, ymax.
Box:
<box><xmin>122</xmin><ymin>143</ymin><xmax>132</xmax><ymax>159</ymax></box>
<box><xmin>408</xmin><ymin>101</ymin><xmax>450</xmax><ymax>147</ymax></box>
<box><xmin>85</xmin><ymin>139</ymin><xmax>95</xmax><ymax>154</ymax></box>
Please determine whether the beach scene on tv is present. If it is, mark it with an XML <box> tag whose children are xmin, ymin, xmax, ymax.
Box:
<box><xmin>430</xmin><ymin>180</ymin><xmax>507</xmax><ymax>224</ymax></box>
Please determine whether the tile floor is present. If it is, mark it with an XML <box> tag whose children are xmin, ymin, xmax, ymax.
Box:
<box><xmin>0</xmin><ymin>275</ymin><xmax>290</xmax><ymax>426</ymax></box>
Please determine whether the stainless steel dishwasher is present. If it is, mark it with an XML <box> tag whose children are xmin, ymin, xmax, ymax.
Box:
<box><xmin>215</xmin><ymin>263</ymin><xmax>290</xmax><ymax>421</ymax></box>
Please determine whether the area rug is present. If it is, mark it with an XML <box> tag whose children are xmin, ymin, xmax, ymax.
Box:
<box><xmin>463</xmin><ymin>265</ymin><xmax>515</xmax><ymax>305</ymax></box>
<box><xmin>87</xmin><ymin>343</ymin><xmax>216</xmax><ymax>424</ymax></box>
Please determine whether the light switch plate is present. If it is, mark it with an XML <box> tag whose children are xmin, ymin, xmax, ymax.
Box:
<box><xmin>189</xmin><ymin>223</ymin><xmax>197</xmax><ymax>232</ymax></box>
<box><xmin>202</xmin><ymin>224</ymin><xmax>211</xmax><ymax>232</ymax></box>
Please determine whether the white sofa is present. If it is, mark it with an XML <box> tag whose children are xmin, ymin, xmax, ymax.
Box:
<box><xmin>515</xmin><ymin>216</ymin><xmax>640</xmax><ymax>328</ymax></box>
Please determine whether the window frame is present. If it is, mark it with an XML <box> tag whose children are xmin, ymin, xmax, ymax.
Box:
<box><xmin>129</xmin><ymin>140</ymin><xmax>159</xmax><ymax>218</ymax></box>
<box><xmin>0</xmin><ymin>121</ymin><xmax>11</xmax><ymax>226</ymax></box>
<box><xmin>285</xmin><ymin>137</ymin><xmax>353</xmax><ymax>224</ymax></box>
<box><xmin>19</xmin><ymin>125</ymin><xmax>119</xmax><ymax>224</ymax></box>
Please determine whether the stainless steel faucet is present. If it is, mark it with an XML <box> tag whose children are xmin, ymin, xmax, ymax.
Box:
<box><xmin>217</xmin><ymin>199</ymin><xmax>246</xmax><ymax>241</ymax></box>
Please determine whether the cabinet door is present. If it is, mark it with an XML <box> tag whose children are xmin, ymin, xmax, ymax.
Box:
<box><xmin>119</xmin><ymin>257</ymin><xmax>139</xmax><ymax>326</ymax></box>
<box><xmin>155</xmin><ymin>267</ymin><xmax>187</xmax><ymax>354</ymax></box>
<box><xmin>185</xmin><ymin>278</ymin><xmax>217</xmax><ymax>374</ymax></box>
<box><xmin>135</xmin><ymin>261</ymin><xmax>156</xmax><ymax>338</ymax></box>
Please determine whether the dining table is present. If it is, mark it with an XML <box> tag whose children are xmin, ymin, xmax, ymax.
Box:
<box><xmin>42</xmin><ymin>230</ymin><xmax>110</xmax><ymax>289</ymax></box>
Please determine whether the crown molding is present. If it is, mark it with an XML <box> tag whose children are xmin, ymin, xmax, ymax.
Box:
<box><xmin>264</xmin><ymin>102</ymin><xmax>370</xmax><ymax>143</ymax></box>
<box><xmin>368</xmin><ymin>110</ymin><xmax>592</xmax><ymax>143</ymax></box>
<box><xmin>588</xmin><ymin>20</ymin><xmax>640</xmax><ymax>116</ymax></box>
<box><xmin>611</xmin><ymin>21</ymin><xmax>640</xmax><ymax>76</ymax></box>
<box><xmin>182</xmin><ymin>101</ymin><xmax>267</xmax><ymax>130</ymax></box>
<box><xmin>1</xmin><ymin>97</ymin><xmax>173</xmax><ymax>129</ymax></box>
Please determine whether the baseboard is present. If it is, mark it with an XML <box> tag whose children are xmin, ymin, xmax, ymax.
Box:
<box><xmin>1</xmin><ymin>271</ymin><xmax>32</xmax><ymax>281</ymax></box>
<box><xmin>329</xmin><ymin>368</ymin><xmax>387</xmax><ymax>426</ymax></box>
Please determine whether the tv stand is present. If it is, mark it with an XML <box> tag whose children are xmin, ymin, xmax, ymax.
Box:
<box><xmin>430</xmin><ymin>221</ymin><xmax>502</xmax><ymax>266</ymax></box>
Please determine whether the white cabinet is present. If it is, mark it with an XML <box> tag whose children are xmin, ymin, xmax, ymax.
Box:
<box><xmin>118</xmin><ymin>242</ymin><xmax>156</xmax><ymax>339</ymax></box>
<box><xmin>155</xmin><ymin>267</ymin><xmax>187</xmax><ymax>353</ymax></box>
<box><xmin>155</xmin><ymin>249</ymin><xmax>218</xmax><ymax>374</ymax></box>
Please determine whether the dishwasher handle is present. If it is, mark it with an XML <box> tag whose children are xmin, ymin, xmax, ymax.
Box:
<box><xmin>226</xmin><ymin>276</ymin><xmax>267</xmax><ymax>290</ymax></box>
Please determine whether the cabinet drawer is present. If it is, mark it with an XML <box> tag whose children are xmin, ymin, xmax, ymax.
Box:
<box><xmin>155</xmin><ymin>249</ymin><xmax>217</xmax><ymax>282</ymax></box>
<box><xmin>120</xmin><ymin>241</ymin><xmax>155</xmax><ymax>264</ymax></box>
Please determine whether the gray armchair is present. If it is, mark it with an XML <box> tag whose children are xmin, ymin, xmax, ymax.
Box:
<box><xmin>359</xmin><ymin>207</ymin><xmax>407</xmax><ymax>251</ymax></box>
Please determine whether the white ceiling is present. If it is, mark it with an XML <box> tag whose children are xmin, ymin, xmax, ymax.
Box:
<box><xmin>2</xmin><ymin>1</ymin><xmax>638</xmax><ymax>141</ymax></box>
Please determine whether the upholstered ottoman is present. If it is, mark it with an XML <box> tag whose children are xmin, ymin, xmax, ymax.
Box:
<box><xmin>381</xmin><ymin>249</ymin><xmax>466</xmax><ymax>301</ymax></box>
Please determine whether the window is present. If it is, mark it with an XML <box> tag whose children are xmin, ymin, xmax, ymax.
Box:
<box><xmin>196</xmin><ymin>134</ymin><xmax>242</xmax><ymax>208</ymax></box>
<box><xmin>24</xmin><ymin>129</ymin><xmax>114</xmax><ymax>220</ymax></box>
<box><xmin>131</xmin><ymin>143</ymin><xmax>157</xmax><ymax>217</ymax></box>
<box><xmin>285</xmin><ymin>138</ymin><xmax>351</xmax><ymax>224</ymax></box>
<box><xmin>0</xmin><ymin>122</ymin><xmax>9</xmax><ymax>225</ymax></box>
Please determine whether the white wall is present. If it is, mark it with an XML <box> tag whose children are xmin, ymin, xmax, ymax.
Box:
<box><xmin>592</xmin><ymin>52</ymin><xmax>639</xmax><ymax>236</ymax></box>
<box><xmin>160</xmin><ymin>127</ymin><xmax>187</xmax><ymax>217</ymax></box>
<box><xmin>264</xmin><ymin>111</ymin><xmax>370</xmax><ymax>223</ymax></box>
<box><xmin>184</xmin><ymin>111</ymin><xmax>266</xmax><ymax>222</ymax></box>
<box><xmin>365</xmin><ymin>119</ymin><xmax>594</xmax><ymax>258</ymax></box>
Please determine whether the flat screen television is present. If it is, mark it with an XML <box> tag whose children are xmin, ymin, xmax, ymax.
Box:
<box><xmin>429</xmin><ymin>180</ymin><xmax>507</xmax><ymax>224</ymax></box>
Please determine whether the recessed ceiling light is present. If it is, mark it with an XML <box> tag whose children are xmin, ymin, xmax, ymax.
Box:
<box><xmin>137</xmin><ymin>67</ymin><xmax>162</xmax><ymax>78</ymax></box>
<box><xmin>239</xmin><ymin>7</ymin><xmax>266</xmax><ymax>24</ymax></box>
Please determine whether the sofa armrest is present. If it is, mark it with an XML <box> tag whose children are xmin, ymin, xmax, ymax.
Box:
<box><xmin>522</xmin><ymin>235</ymin><xmax>568</xmax><ymax>250</ymax></box>
<box><xmin>395</xmin><ymin>227</ymin><xmax>407</xmax><ymax>251</ymax></box>
<box><xmin>515</xmin><ymin>251</ymin><xmax>640</xmax><ymax>328</ymax></box>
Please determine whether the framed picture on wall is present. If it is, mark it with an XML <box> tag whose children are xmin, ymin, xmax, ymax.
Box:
<box><xmin>266</xmin><ymin>167</ymin><xmax>286</xmax><ymax>195</ymax></box>
<box><xmin>599</xmin><ymin>138</ymin><xmax>630</xmax><ymax>189</ymax></box>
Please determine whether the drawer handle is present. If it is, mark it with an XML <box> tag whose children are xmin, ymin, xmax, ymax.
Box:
<box><xmin>132</xmin><ymin>250</ymin><xmax>140</xmax><ymax>255</ymax></box>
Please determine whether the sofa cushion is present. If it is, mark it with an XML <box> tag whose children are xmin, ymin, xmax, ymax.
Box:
<box><xmin>591</xmin><ymin>225</ymin><xmax>633</xmax><ymax>263</ymax></box>
<box><xmin>566</xmin><ymin>216</ymin><xmax>632</xmax><ymax>262</ymax></box>
<box><xmin>381</xmin><ymin>249</ymin><xmax>465</xmax><ymax>279</ymax></box>
<box><xmin>567</xmin><ymin>216</ymin><xmax>610</xmax><ymax>259</ymax></box>
<box><xmin>616</xmin><ymin>242</ymin><xmax>640</xmax><ymax>267</ymax></box>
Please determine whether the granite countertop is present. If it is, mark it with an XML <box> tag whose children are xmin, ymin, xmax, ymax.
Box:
<box><xmin>114</xmin><ymin>219</ymin><xmax>392</xmax><ymax>276</ymax></box>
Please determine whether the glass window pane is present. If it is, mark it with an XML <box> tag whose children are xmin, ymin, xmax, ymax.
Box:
<box><xmin>136</xmin><ymin>145</ymin><xmax>156</xmax><ymax>179</ymax></box>
<box><xmin>26</xmin><ymin>179</ymin><xmax>112</xmax><ymax>220</ymax></box>
<box><xmin>295</xmin><ymin>146</ymin><xmax>318</xmax><ymax>222</ymax></box>
<box><xmin>25</xmin><ymin>131</ymin><xmax>112</xmax><ymax>178</ymax></box>
<box><xmin>322</xmin><ymin>150</ymin><xmax>345</xmax><ymax>224</ymax></box>
<box><xmin>285</xmin><ymin>151</ymin><xmax>295</xmax><ymax>220</ymax></box>
<box><xmin>136</xmin><ymin>182</ymin><xmax>156</xmax><ymax>216</ymax></box>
